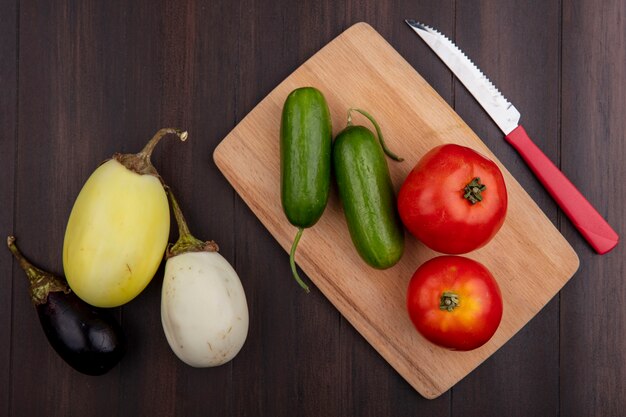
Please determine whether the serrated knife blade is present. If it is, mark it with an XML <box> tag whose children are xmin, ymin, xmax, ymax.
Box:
<box><xmin>406</xmin><ymin>19</ymin><xmax>618</xmax><ymax>254</ymax></box>
<box><xmin>406</xmin><ymin>20</ymin><xmax>521</xmax><ymax>134</ymax></box>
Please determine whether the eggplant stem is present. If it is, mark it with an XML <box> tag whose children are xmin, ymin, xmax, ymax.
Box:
<box><xmin>168</xmin><ymin>187</ymin><xmax>193</xmax><ymax>238</ymax></box>
<box><xmin>347</xmin><ymin>108</ymin><xmax>403</xmax><ymax>162</ymax></box>
<box><xmin>6</xmin><ymin>236</ymin><xmax>69</xmax><ymax>305</ymax></box>
<box><xmin>166</xmin><ymin>187</ymin><xmax>218</xmax><ymax>258</ymax></box>
<box><xmin>140</xmin><ymin>128</ymin><xmax>188</xmax><ymax>159</ymax></box>
<box><xmin>115</xmin><ymin>128</ymin><xmax>188</xmax><ymax>177</ymax></box>
<box><xmin>7</xmin><ymin>236</ymin><xmax>43</xmax><ymax>280</ymax></box>
<box><xmin>289</xmin><ymin>228</ymin><xmax>311</xmax><ymax>293</ymax></box>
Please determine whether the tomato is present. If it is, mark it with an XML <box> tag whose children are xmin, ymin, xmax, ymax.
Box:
<box><xmin>406</xmin><ymin>256</ymin><xmax>503</xmax><ymax>351</ymax></box>
<box><xmin>397</xmin><ymin>144</ymin><xmax>507</xmax><ymax>254</ymax></box>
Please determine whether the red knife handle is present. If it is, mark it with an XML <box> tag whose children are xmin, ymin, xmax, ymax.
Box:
<box><xmin>505</xmin><ymin>125</ymin><xmax>619</xmax><ymax>254</ymax></box>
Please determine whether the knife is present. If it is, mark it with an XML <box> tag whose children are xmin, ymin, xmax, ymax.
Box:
<box><xmin>405</xmin><ymin>19</ymin><xmax>619</xmax><ymax>255</ymax></box>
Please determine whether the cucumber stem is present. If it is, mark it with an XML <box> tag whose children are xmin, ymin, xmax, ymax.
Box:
<box><xmin>166</xmin><ymin>188</ymin><xmax>219</xmax><ymax>258</ymax></box>
<box><xmin>6</xmin><ymin>236</ymin><xmax>69</xmax><ymax>305</ymax></box>
<box><xmin>289</xmin><ymin>228</ymin><xmax>310</xmax><ymax>293</ymax></box>
<box><xmin>348</xmin><ymin>108</ymin><xmax>403</xmax><ymax>162</ymax></box>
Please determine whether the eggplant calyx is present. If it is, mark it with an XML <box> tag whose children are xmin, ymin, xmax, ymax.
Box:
<box><xmin>7</xmin><ymin>236</ymin><xmax>70</xmax><ymax>305</ymax></box>
<box><xmin>114</xmin><ymin>128</ymin><xmax>188</xmax><ymax>177</ymax></box>
<box><xmin>165</xmin><ymin>187</ymin><xmax>219</xmax><ymax>259</ymax></box>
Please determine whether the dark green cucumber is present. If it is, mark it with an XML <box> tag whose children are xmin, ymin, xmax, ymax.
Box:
<box><xmin>333</xmin><ymin>111</ymin><xmax>404</xmax><ymax>269</ymax></box>
<box><xmin>280</xmin><ymin>87</ymin><xmax>332</xmax><ymax>292</ymax></box>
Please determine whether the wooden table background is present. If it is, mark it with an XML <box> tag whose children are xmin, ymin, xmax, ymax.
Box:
<box><xmin>1</xmin><ymin>1</ymin><xmax>624</xmax><ymax>416</ymax></box>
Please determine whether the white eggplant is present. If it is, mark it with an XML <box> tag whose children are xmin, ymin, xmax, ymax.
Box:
<box><xmin>161</xmin><ymin>190</ymin><xmax>248</xmax><ymax>367</ymax></box>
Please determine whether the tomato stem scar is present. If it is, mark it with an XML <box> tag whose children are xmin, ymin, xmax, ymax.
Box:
<box><xmin>440</xmin><ymin>291</ymin><xmax>460</xmax><ymax>312</ymax></box>
<box><xmin>463</xmin><ymin>177</ymin><xmax>486</xmax><ymax>204</ymax></box>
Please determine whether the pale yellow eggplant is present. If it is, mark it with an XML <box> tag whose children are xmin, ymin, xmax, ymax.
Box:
<box><xmin>63</xmin><ymin>128</ymin><xmax>187</xmax><ymax>307</ymax></box>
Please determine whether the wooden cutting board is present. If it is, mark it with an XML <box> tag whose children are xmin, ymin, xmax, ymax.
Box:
<box><xmin>213</xmin><ymin>22</ymin><xmax>579</xmax><ymax>399</ymax></box>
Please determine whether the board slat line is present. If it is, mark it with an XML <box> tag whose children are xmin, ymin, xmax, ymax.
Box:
<box><xmin>213</xmin><ymin>22</ymin><xmax>579</xmax><ymax>399</ymax></box>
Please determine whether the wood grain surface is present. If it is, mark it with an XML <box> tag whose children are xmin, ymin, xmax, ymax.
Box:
<box><xmin>1</xmin><ymin>0</ymin><xmax>624</xmax><ymax>415</ymax></box>
<box><xmin>0</xmin><ymin>1</ymin><xmax>16</xmax><ymax>416</ymax></box>
<box><xmin>213</xmin><ymin>22</ymin><xmax>579</xmax><ymax>399</ymax></box>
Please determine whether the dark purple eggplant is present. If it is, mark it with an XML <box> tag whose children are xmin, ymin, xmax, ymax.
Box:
<box><xmin>7</xmin><ymin>236</ymin><xmax>126</xmax><ymax>376</ymax></box>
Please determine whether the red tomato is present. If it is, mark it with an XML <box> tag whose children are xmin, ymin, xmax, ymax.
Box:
<box><xmin>397</xmin><ymin>144</ymin><xmax>507</xmax><ymax>254</ymax></box>
<box><xmin>407</xmin><ymin>256</ymin><xmax>503</xmax><ymax>351</ymax></box>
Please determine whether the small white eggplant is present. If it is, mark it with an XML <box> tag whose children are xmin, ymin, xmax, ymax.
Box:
<box><xmin>161</xmin><ymin>190</ymin><xmax>249</xmax><ymax>367</ymax></box>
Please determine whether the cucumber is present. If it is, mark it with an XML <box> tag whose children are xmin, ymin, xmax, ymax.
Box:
<box><xmin>280</xmin><ymin>87</ymin><xmax>332</xmax><ymax>292</ymax></box>
<box><xmin>333</xmin><ymin>110</ymin><xmax>404</xmax><ymax>269</ymax></box>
